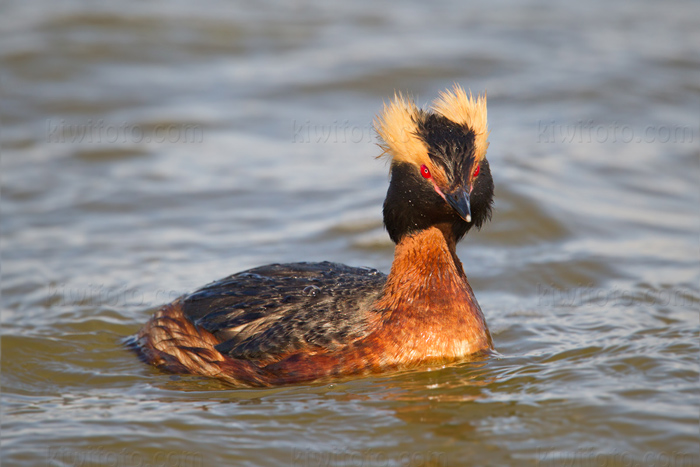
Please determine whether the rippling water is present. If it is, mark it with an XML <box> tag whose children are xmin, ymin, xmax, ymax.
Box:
<box><xmin>2</xmin><ymin>1</ymin><xmax>699</xmax><ymax>466</ymax></box>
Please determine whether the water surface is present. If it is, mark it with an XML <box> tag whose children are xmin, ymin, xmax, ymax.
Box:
<box><xmin>2</xmin><ymin>1</ymin><xmax>699</xmax><ymax>466</ymax></box>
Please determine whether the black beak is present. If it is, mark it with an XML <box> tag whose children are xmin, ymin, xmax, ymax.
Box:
<box><xmin>445</xmin><ymin>189</ymin><xmax>472</xmax><ymax>222</ymax></box>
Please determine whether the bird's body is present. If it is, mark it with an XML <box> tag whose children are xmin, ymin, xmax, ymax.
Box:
<box><xmin>134</xmin><ymin>85</ymin><xmax>495</xmax><ymax>386</ymax></box>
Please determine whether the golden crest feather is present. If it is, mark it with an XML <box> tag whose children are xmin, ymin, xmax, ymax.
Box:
<box><xmin>374</xmin><ymin>92</ymin><xmax>428</xmax><ymax>167</ymax></box>
<box><xmin>374</xmin><ymin>85</ymin><xmax>489</xmax><ymax>165</ymax></box>
<box><xmin>432</xmin><ymin>85</ymin><xmax>489</xmax><ymax>162</ymax></box>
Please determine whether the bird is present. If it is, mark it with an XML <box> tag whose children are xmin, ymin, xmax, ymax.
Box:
<box><xmin>132</xmin><ymin>85</ymin><xmax>495</xmax><ymax>387</ymax></box>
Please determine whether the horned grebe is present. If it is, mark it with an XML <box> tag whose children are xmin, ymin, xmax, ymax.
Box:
<box><xmin>133</xmin><ymin>85</ymin><xmax>494</xmax><ymax>386</ymax></box>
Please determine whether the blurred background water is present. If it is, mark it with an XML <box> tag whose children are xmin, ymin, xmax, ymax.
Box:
<box><xmin>1</xmin><ymin>0</ymin><xmax>698</xmax><ymax>466</ymax></box>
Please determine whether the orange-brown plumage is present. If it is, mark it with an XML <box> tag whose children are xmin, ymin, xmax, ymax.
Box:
<box><xmin>133</xmin><ymin>85</ymin><xmax>495</xmax><ymax>387</ymax></box>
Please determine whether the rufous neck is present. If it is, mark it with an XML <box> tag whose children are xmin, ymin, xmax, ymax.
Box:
<box><xmin>373</xmin><ymin>224</ymin><xmax>492</xmax><ymax>358</ymax></box>
<box><xmin>383</xmin><ymin>224</ymin><xmax>466</xmax><ymax>302</ymax></box>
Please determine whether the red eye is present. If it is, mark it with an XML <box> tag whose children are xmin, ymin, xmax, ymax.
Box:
<box><xmin>473</xmin><ymin>164</ymin><xmax>480</xmax><ymax>177</ymax></box>
<box><xmin>420</xmin><ymin>164</ymin><xmax>431</xmax><ymax>179</ymax></box>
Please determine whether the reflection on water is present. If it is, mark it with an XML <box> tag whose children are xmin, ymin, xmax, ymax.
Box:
<box><xmin>2</xmin><ymin>0</ymin><xmax>699</xmax><ymax>465</ymax></box>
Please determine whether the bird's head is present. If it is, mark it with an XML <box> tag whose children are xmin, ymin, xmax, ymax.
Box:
<box><xmin>375</xmin><ymin>85</ymin><xmax>494</xmax><ymax>244</ymax></box>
